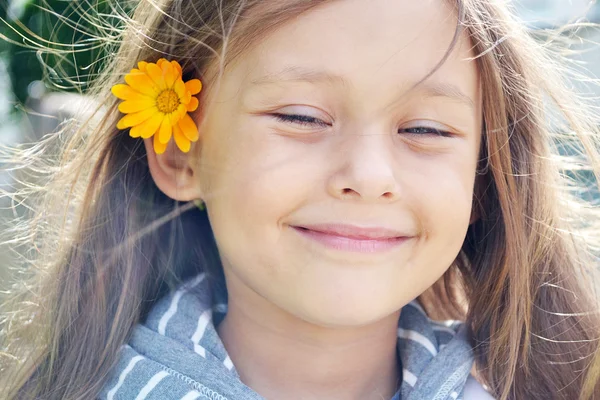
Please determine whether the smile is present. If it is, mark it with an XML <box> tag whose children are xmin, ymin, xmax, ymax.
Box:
<box><xmin>291</xmin><ymin>225</ymin><xmax>411</xmax><ymax>253</ymax></box>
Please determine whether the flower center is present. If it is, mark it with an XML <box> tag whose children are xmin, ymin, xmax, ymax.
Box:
<box><xmin>156</xmin><ymin>89</ymin><xmax>179</xmax><ymax>114</ymax></box>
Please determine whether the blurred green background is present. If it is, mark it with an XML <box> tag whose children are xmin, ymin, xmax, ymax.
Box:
<box><xmin>0</xmin><ymin>0</ymin><xmax>600</xmax><ymax>290</ymax></box>
<box><xmin>1</xmin><ymin>0</ymin><xmax>108</xmax><ymax>103</ymax></box>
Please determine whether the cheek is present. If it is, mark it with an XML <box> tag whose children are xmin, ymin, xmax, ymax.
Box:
<box><xmin>223</xmin><ymin>147</ymin><xmax>312</xmax><ymax>221</ymax></box>
<box><xmin>410</xmin><ymin>157</ymin><xmax>475</xmax><ymax>256</ymax></box>
<box><xmin>203</xmin><ymin>124</ymin><xmax>319</xmax><ymax>259</ymax></box>
<box><xmin>212</xmin><ymin>126</ymin><xmax>332</xmax><ymax>218</ymax></box>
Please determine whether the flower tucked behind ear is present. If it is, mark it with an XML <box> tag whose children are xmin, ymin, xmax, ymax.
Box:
<box><xmin>111</xmin><ymin>58</ymin><xmax>202</xmax><ymax>154</ymax></box>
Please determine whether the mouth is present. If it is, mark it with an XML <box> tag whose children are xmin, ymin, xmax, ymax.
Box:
<box><xmin>291</xmin><ymin>225</ymin><xmax>411</xmax><ymax>253</ymax></box>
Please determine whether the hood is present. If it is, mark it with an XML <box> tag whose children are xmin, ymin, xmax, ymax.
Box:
<box><xmin>99</xmin><ymin>273</ymin><xmax>476</xmax><ymax>400</ymax></box>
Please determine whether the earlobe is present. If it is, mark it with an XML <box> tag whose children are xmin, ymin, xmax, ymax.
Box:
<box><xmin>144</xmin><ymin>137</ymin><xmax>204</xmax><ymax>202</ymax></box>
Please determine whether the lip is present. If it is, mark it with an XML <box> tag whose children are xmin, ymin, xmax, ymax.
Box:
<box><xmin>294</xmin><ymin>223</ymin><xmax>407</xmax><ymax>239</ymax></box>
<box><xmin>291</xmin><ymin>223</ymin><xmax>411</xmax><ymax>253</ymax></box>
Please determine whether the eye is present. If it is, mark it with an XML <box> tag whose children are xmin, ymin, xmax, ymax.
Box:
<box><xmin>271</xmin><ymin>113</ymin><xmax>331</xmax><ymax>128</ymax></box>
<box><xmin>398</xmin><ymin>126</ymin><xmax>453</xmax><ymax>137</ymax></box>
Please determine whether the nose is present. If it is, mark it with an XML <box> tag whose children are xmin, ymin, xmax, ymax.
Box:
<box><xmin>327</xmin><ymin>131</ymin><xmax>401</xmax><ymax>203</ymax></box>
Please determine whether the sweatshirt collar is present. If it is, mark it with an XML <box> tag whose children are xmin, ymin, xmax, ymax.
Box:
<box><xmin>102</xmin><ymin>273</ymin><xmax>474</xmax><ymax>400</ymax></box>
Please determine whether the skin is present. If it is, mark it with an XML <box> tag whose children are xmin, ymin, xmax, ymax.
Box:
<box><xmin>146</xmin><ymin>0</ymin><xmax>482</xmax><ymax>398</ymax></box>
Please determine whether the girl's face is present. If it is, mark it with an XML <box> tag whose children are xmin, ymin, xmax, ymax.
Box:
<box><xmin>195</xmin><ymin>0</ymin><xmax>482</xmax><ymax>326</ymax></box>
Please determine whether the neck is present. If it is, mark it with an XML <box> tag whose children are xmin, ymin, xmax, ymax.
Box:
<box><xmin>217</xmin><ymin>275</ymin><xmax>401</xmax><ymax>400</ymax></box>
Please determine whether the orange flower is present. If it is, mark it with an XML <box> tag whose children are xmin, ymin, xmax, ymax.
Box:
<box><xmin>111</xmin><ymin>59</ymin><xmax>202</xmax><ymax>154</ymax></box>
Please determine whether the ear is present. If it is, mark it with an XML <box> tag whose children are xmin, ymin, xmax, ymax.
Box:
<box><xmin>144</xmin><ymin>137</ymin><xmax>203</xmax><ymax>202</ymax></box>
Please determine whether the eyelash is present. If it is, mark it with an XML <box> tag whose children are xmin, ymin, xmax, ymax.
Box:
<box><xmin>271</xmin><ymin>113</ymin><xmax>452</xmax><ymax>137</ymax></box>
<box><xmin>399</xmin><ymin>127</ymin><xmax>453</xmax><ymax>137</ymax></box>
<box><xmin>272</xmin><ymin>113</ymin><xmax>330</xmax><ymax>127</ymax></box>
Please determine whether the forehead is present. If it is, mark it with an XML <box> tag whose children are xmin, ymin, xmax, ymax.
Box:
<box><xmin>231</xmin><ymin>0</ymin><xmax>479</xmax><ymax>108</ymax></box>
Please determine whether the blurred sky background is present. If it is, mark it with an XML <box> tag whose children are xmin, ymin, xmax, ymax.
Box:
<box><xmin>0</xmin><ymin>0</ymin><xmax>600</xmax><ymax>287</ymax></box>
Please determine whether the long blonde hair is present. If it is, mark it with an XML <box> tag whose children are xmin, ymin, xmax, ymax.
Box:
<box><xmin>2</xmin><ymin>1</ymin><xmax>600</xmax><ymax>399</ymax></box>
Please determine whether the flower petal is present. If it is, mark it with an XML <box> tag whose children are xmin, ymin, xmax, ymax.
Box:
<box><xmin>168</xmin><ymin>105</ymin><xmax>185</xmax><ymax>126</ymax></box>
<box><xmin>178</xmin><ymin>113</ymin><xmax>199</xmax><ymax>142</ymax></box>
<box><xmin>186</xmin><ymin>97</ymin><xmax>199</xmax><ymax>112</ymax></box>
<box><xmin>132</xmin><ymin>112</ymin><xmax>163</xmax><ymax>139</ymax></box>
<box><xmin>118</xmin><ymin>97</ymin><xmax>156</xmax><ymax>114</ymax></box>
<box><xmin>162</xmin><ymin>61</ymin><xmax>176</xmax><ymax>89</ymax></box>
<box><xmin>185</xmin><ymin>79</ymin><xmax>202</xmax><ymax>95</ymax></box>
<box><xmin>116</xmin><ymin>107</ymin><xmax>157</xmax><ymax>130</ymax></box>
<box><xmin>146</xmin><ymin>63</ymin><xmax>167</xmax><ymax>91</ymax></box>
<box><xmin>183</xmin><ymin>90</ymin><xmax>192</xmax><ymax>105</ymax></box>
<box><xmin>111</xmin><ymin>84</ymin><xmax>152</xmax><ymax>101</ymax></box>
<box><xmin>157</xmin><ymin>58</ymin><xmax>168</xmax><ymax>68</ymax></box>
<box><xmin>174</xmin><ymin>79</ymin><xmax>186</xmax><ymax>100</ymax></box>
<box><xmin>124</xmin><ymin>70</ymin><xmax>160</xmax><ymax>97</ymax></box>
<box><xmin>173</xmin><ymin>124</ymin><xmax>191</xmax><ymax>153</ymax></box>
<box><xmin>129</xmin><ymin>124</ymin><xmax>142</xmax><ymax>138</ymax></box>
<box><xmin>158</xmin><ymin>114</ymin><xmax>173</xmax><ymax>144</ymax></box>
<box><xmin>175</xmin><ymin>104</ymin><xmax>187</xmax><ymax>122</ymax></box>
<box><xmin>137</xmin><ymin>61</ymin><xmax>148</xmax><ymax>72</ymax></box>
<box><xmin>171</xmin><ymin>60</ymin><xmax>182</xmax><ymax>78</ymax></box>
<box><xmin>154</xmin><ymin>133</ymin><xmax>168</xmax><ymax>155</ymax></box>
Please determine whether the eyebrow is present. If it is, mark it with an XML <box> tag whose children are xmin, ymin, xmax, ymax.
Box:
<box><xmin>250</xmin><ymin>66</ymin><xmax>349</xmax><ymax>87</ymax></box>
<box><xmin>249</xmin><ymin>66</ymin><xmax>475</xmax><ymax>110</ymax></box>
<box><xmin>414</xmin><ymin>81</ymin><xmax>476</xmax><ymax>110</ymax></box>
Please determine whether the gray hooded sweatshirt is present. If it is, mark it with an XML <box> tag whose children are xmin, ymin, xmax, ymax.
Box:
<box><xmin>98</xmin><ymin>273</ymin><xmax>494</xmax><ymax>400</ymax></box>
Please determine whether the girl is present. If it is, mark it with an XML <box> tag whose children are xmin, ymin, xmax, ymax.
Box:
<box><xmin>2</xmin><ymin>0</ymin><xmax>600</xmax><ymax>399</ymax></box>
